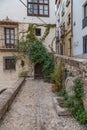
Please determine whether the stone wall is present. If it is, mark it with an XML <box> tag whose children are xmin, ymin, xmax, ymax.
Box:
<box><xmin>55</xmin><ymin>54</ymin><xmax>87</xmax><ymax>110</ymax></box>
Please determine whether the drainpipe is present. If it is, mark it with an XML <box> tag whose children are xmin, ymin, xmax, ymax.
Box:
<box><xmin>71</xmin><ymin>0</ymin><xmax>73</xmax><ymax>56</ymax></box>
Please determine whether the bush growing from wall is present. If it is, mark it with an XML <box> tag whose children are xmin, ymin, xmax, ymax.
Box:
<box><xmin>63</xmin><ymin>77</ymin><xmax>87</xmax><ymax>128</ymax></box>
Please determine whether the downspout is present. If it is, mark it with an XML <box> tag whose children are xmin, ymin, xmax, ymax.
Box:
<box><xmin>71</xmin><ymin>0</ymin><xmax>73</xmax><ymax>56</ymax></box>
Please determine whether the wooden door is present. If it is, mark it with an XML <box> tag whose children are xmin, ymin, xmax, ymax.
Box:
<box><xmin>34</xmin><ymin>63</ymin><xmax>43</xmax><ymax>79</ymax></box>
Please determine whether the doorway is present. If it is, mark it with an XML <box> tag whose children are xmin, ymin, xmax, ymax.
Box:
<box><xmin>34</xmin><ymin>63</ymin><xmax>43</xmax><ymax>79</ymax></box>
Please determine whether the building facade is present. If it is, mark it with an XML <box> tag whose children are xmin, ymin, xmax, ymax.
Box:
<box><xmin>0</xmin><ymin>0</ymin><xmax>56</xmax><ymax>89</ymax></box>
<box><xmin>55</xmin><ymin>0</ymin><xmax>87</xmax><ymax>58</ymax></box>
<box><xmin>55</xmin><ymin>0</ymin><xmax>72</xmax><ymax>56</ymax></box>
<box><xmin>73</xmin><ymin>0</ymin><xmax>87</xmax><ymax>58</ymax></box>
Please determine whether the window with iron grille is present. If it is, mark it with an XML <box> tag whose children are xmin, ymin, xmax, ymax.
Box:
<box><xmin>4</xmin><ymin>57</ymin><xmax>16</xmax><ymax>70</ymax></box>
<box><xmin>27</xmin><ymin>0</ymin><xmax>49</xmax><ymax>17</ymax></box>
<box><xmin>4</xmin><ymin>28</ymin><xmax>15</xmax><ymax>48</ymax></box>
<box><xmin>35</xmin><ymin>28</ymin><xmax>41</xmax><ymax>36</ymax></box>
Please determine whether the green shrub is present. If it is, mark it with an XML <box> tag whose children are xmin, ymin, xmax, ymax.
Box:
<box><xmin>19</xmin><ymin>71</ymin><xmax>28</xmax><ymax>77</ymax></box>
<box><xmin>51</xmin><ymin>60</ymin><xmax>65</xmax><ymax>89</ymax></box>
<box><xmin>63</xmin><ymin>77</ymin><xmax>87</xmax><ymax>128</ymax></box>
<box><xmin>28</xmin><ymin>42</ymin><xmax>54</xmax><ymax>77</ymax></box>
<box><xmin>68</xmin><ymin>71</ymin><xmax>75</xmax><ymax>77</ymax></box>
<box><xmin>76</xmin><ymin>110</ymin><xmax>87</xmax><ymax>125</ymax></box>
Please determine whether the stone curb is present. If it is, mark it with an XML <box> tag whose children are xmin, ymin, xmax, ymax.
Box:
<box><xmin>53</xmin><ymin>96</ymin><xmax>72</xmax><ymax>116</ymax></box>
<box><xmin>0</xmin><ymin>78</ymin><xmax>25</xmax><ymax>120</ymax></box>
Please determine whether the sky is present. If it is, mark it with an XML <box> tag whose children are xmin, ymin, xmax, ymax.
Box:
<box><xmin>0</xmin><ymin>0</ymin><xmax>27</xmax><ymax>21</ymax></box>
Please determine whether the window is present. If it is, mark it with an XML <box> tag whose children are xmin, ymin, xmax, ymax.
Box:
<box><xmin>84</xmin><ymin>4</ymin><xmax>87</xmax><ymax>17</ymax></box>
<box><xmin>4</xmin><ymin>57</ymin><xmax>16</xmax><ymax>70</ymax></box>
<box><xmin>27</xmin><ymin>0</ymin><xmax>49</xmax><ymax>17</ymax></box>
<box><xmin>67</xmin><ymin>14</ymin><xmax>71</xmax><ymax>25</ymax></box>
<box><xmin>83</xmin><ymin>36</ymin><xmax>87</xmax><ymax>53</ymax></box>
<box><xmin>35</xmin><ymin>28</ymin><xmax>41</xmax><ymax>36</ymax></box>
<box><xmin>5</xmin><ymin>28</ymin><xmax>15</xmax><ymax>48</ymax></box>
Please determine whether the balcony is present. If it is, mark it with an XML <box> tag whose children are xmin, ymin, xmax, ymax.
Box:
<box><xmin>0</xmin><ymin>39</ymin><xmax>18</xmax><ymax>52</ymax></box>
<box><xmin>82</xmin><ymin>16</ymin><xmax>87</xmax><ymax>28</ymax></box>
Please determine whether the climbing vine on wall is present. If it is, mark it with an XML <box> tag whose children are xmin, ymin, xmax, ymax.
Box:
<box><xmin>17</xmin><ymin>23</ymin><xmax>55</xmax><ymax>77</ymax></box>
<box><xmin>28</xmin><ymin>42</ymin><xmax>54</xmax><ymax>77</ymax></box>
<box><xmin>18</xmin><ymin>23</ymin><xmax>55</xmax><ymax>53</ymax></box>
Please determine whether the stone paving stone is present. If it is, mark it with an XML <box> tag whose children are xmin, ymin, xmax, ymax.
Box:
<box><xmin>0</xmin><ymin>79</ymin><xmax>85</xmax><ymax>130</ymax></box>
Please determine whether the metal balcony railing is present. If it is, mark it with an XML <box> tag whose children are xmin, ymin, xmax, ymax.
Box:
<box><xmin>0</xmin><ymin>39</ymin><xmax>18</xmax><ymax>50</ymax></box>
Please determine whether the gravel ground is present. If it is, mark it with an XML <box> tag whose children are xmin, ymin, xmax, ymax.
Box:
<box><xmin>0</xmin><ymin>79</ymin><xmax>85</xmax><ymax>130</ymax></box>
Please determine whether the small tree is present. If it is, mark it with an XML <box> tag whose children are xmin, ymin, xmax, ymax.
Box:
<box><xmin>51</xmin><ymin>60</ymin><xmax>65</xmax><ymax>90</ymax></box>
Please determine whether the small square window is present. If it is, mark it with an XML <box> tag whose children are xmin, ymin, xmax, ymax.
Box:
<box><xmin>3</xmin><ymin>57</ymin><xmax>16</xmax><ymax>70</ymax></box>
<box><xmin>35</xmin><ymin>28</ymin><xmax>41</xmax><ymax>36</ymax></box>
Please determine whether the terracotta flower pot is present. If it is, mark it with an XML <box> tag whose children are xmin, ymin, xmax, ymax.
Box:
<box><xmin>52</xmin><ymin>84</ymin><xmax>58</xmax><ymax>93</ymax></box>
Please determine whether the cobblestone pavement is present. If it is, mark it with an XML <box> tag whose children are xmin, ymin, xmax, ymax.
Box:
<box><xmin>0</xmin><ymin>79</ymin><xmax>84</xmax><ymax>130</ymax></box>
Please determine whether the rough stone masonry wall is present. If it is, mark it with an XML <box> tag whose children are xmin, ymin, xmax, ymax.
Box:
<box><xmin>55</xmin><ymin>54</ymin><xmax>87</xmax><ymax>110</ymax></box>
<box><xmin>0</xmin><ymin>78</ymin><xmax>25</xmax><ymax>120</ymax></box>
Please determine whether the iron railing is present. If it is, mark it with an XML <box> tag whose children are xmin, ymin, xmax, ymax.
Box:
<box><xmin>0</xmin><ymin>39</ymin><xmax>18</xmax><ymax>49</ymax></box>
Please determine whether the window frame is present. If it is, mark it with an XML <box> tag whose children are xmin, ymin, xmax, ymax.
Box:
<box><xmin>67</xmin><ymin>13</ymin><xmax>71</xmax><ymax>25</ymax></box>
<box><xmin>3</xmin><ymin>56</ymin><xmax>16</xmax><ymax>70</ymax></box>
<box><xmin>35</xmin><ymin>28</ymin><xmax>41</xmax><ymax>36</ymax></box>
<box><xmin>83</xmin><ymin>35</ymin><xmax>87</xmax><ymax>54</ymax></box>
<box><xmin>4</xmin><ymin>28</ymin><xmax>15</xmax><ymax>48</ymax></box>
<box><xmin>84</xmin><ymin>4</ymin><xmax>87</xmax><ymax>18</ymax></box>
<box><xmin>27</xmin><ymin>0</ymin><xmax>49</xmax><ymax>17</ymax></box>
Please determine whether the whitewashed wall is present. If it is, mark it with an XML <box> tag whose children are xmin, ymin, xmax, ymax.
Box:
<box><xmin>0</xmin><ymin>0</ymin><xmax>56</xmax><ymax>24</ymax></box>
<box><xmin>73</xmin><ymin>0</ymin><xmax>87</xmax><ymax>56</ymax></box>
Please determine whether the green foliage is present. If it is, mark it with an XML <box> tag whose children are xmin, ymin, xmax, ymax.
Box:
<box><xmin>68</xmin><ymin>71</ymin><xmax>75</xmax><ymax>77</ymax></box>
<box><xmin>28</xmin><ymin>42</ymin><xmax>46</xmax><ymax>64</ymax></box>
<box><xmin>74</xmin><ymin>78</ymin><xmax>84</xmax><ymax>99</ymax></box>
<box><xmin>58</xmin><ymin>86</ymin><xmax>68</xmax><ymax>100</ymax></box>
<box><xmin>17</xmin><ymin>23</ymin><xmax>55</xmax><ymax>53</ymax></box>
<box><xmin>17</xmin><ymin>23</ymin><xmax>55</xmax><ymax>77</ymax></box>
<box><xmin>19</xmin><ymin>71</ymin><xmax>28</xmax><ymax>77</ymax></box>
<box><xmin>75</xmin><ymin>110</ymin><xmax>87</xmax><ymax>125</ymax></box>
<box><xmin>51</xmin><ymin>60</ymin><xmax>65</xmax><ymax>89</ymax></box>
<box><xmin>28</xmin><ymin>42</ymin><xmax>54</xmax><ymax>77</ymax></box>
<box><xmin>63</xmin><ymin>77</ymin><xmax>87</xmax><ymax>128</ymax></box>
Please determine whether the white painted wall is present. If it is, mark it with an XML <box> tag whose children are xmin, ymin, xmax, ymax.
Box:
<box><xmin>73</xmin><ymin>0</ymin><xmax>87</xmax><ymax>56</ymax></box>
<box><xmin>0</xmin><ymin>0</ymin><xmax>56</xmax><ymax>24</ymax></box>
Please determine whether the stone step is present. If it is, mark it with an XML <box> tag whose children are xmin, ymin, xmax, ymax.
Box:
<box><xmin>53</xmin><ymin>97</ymin><xmax>72</xmax><ymax>116</ymax></box>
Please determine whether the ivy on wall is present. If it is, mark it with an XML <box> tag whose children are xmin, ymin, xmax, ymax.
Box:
<box><xmin>28</xmin><ymin>42</ymin><xmax>54</xmax><ymax>77</ymax></box>
<box><xmin>17</xmin><ymin>23</ymin><xmax>55</xmax><ymax>77</ymax></box>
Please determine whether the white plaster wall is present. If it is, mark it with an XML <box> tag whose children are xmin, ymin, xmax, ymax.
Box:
<box><xmin>73</xmin><ymin>0</ymin><xmax>87</xmax><ymax>56</ymax></box>
<box><xmin>0</xmin><ymin>0</ymin><xmax>56</xmax><ymax>24</ymax></box>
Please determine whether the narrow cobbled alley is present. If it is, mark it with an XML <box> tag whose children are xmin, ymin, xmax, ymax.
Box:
<box><xmin>0</xmin><ymin>79</ymin><xmax>84</xmax><ymax>130</ymax></box>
